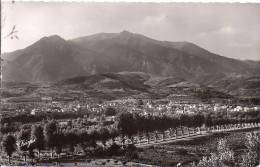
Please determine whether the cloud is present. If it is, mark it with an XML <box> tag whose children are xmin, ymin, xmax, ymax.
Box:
<box><xmin>1</xmin><ymin>2</ymin><xmax>260</xmax><ymax>60</ymax></box>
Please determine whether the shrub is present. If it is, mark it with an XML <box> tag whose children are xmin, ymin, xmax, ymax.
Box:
<box><xmin>125</xmin><ymin>144</ymin><xmax>139</xmax><ymax>159</ymax></box>
<box><xmin>195</xmin><ymin>153</ymin><xmax>223</xmax><ymax>167</ymax></box>
<box><xmin>217</xmin><ymin>139</ymin><xmax>234</xmax><ymax>165</ymax></box>
<box><xmin>114</xmin><ymin>159</ymin><xmax>118</xmax><ymax>163</ymax></box>
<box><xmin>241</xmin><ymin>150</ymin><xmax>258</xmax><ymax>167</ymax></box>
<box><xmin>125</xmin><ymin>150</ymin><xmax>139</xmax><ymax>159</ymax></box>
<box><xmin>93</xmin><ymin>146</ymin><xmax>106</xmax><ymax>156</ymax></box>
<box><xmin>126</xmin><ymin>144</ymin><xmax>137</xmax><ymax>151</ymax></box>
<box><xmin>105</xmin><ymin>107</ymin><xmax>117</xmax><ymax>116</ymax></box>
<box><xmin>175</xmin><ymin>148</ymin><xmax>188</xmax><ymax>155</ymax></box>
<box><xmin>108</xmin><ymin>143</ymin><xmax>122</xmax><ymax>156</ymax></box>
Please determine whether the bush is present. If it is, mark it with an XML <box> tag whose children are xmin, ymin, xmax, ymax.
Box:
<box><xmin>125</xmin><ymin>144</ymin><xmax>139</xmax><ymax>159</ymax></box>
<box><xmin>105</xmin><ymin>107</ymin><xmax>117</xmax><ymax>116</ymax></box>
<box><xmin>93</xmin><ymin>146</ymin><xmax>106</xmax><ymax>156</ymax></box>
<box><xmin>102</xmin><ymin>120</ymin><xmax>114</xmax><ymax>126</ymax></box>
<box><xmin>114</xmin><ymin>159</ymin><xmax>118</xmax><ymax>163</ymax></box>
<box><xmin>126</xmin><ymin>144</ymin><xmax>137</xmax><ymax>151</ymax></box>
<box><xmin>108</xmin><ymin>143</ymin><xmax>122</xmax><ymax>156</ymax></box>
<box><xmin>125</xmin><ymin>150</ymin><xmax>139</xmax><ymax>159</ymax></box>
<box><xmin>175</xmin><ymin>148</ymin><xmax>188</xmax><ymax>155</ymax></box>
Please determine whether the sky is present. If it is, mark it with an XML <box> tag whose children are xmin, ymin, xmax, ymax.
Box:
<box><xmin>1</xmin><ymin>2</ymin><xmax>260</xmax><ymax>60</ymax></box>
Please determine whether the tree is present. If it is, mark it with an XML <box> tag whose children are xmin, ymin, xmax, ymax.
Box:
<box><xmin>204</xmin><ymin>114</ymin><xmax>213</xmax><ymax>129</ymax></box>
<box><xmin>2</xmin><ymin>134</ymin><xmax>16</xmax><ymax>164</ymax></box>
<box><xmin>194</xmin><ymin>153</ymin><xmax>222</xmax><ymax>167</ymax></box>
<box><xmin>241</xmin><ymin>150</ymin><xmax>258</xmax><ymax>167</ymax></box>
<box><xmin>18</xmin><ymin>128</ymin><xmax>30</xmax><ymax>142</ymax></box>
<box><xmin>179</xmin><ymin>114</ymin><xmax>190</xmax><ymax>135</ymax></box>
<box><xmin>217</xmin><ymin>138</ymin><xmax>234</xmax><ymax>166</ymax></box>
<box><xmin>54</xmin><ymin>133</ymin><xmax>63</xmax><ymax>158</ymax></box>
<box><xmin>64</xmin><ymin>130</ymin><xmax>79</xmax><ymax>155</ymax></box>
<box><xmin>242</xmin><ymin>132</ymin><xmax>260</xmax><ymax>166</ymax></box>
<box><xmin>105</xmin><ymin>107</ymin><xmax>117</xmax><ymax>116</ymax></box>
<box><xmin>31</xmin><ymin>125</ymin><xmax>45</xmax><ymax>159</ymax></box>
<box><xmin>79</xmin><ymin>130</ymin><xmax>89</xmax><ymax>144</ymax></box>
<box><xmin>143</xmin><ymin>115</ymin><xmax>154</xmax><ymax>143</ymax></box>
<box><xmin>193</xmin><ymin>114</ymin><xmax>205</xmax><ymax>128</ymax></box>
<box><xmin>117</xmin><ymin>112</ymin><xmax>137</xmax><ymax>142</ymax></box>
<box><xmin>137</xmin><ymin>99</ymin><xmax>144</xmax><ymax>106</ymax></box>
<box><xmin>28</xmin><ymin>147</ymin><xmax>35</xmax><ymax>164</ymax></box>
<box><xmin>44</xmin><ymin>120</ymin><xmax>57</xmax><ymax>158</ymax></box>
<box><xmin>17</xmin><ymin>129</ymin><xmax>30</xmax><ymax>163</ymax></box>
<box><xmin>67</xmin><ymin>120</ymin><xmax>72</xmax><ymax>129</ymax></box>
<box><xmin>245</xmin><ymin>132</ymin><xmax>260</xmax><ymax>155</ymax></box>
<box><xmin>89</xmin><ymin>130</ymin><xmax>98</xmax><ymax>148</ymax></box>
<box><xmin>108</xmin><ymin>143</ymin><xmax>121</xmax><ymax>156</ymax></box>
<box><xmin>125</xmin><ymin>144</ymin><xmax>138</xmax><ymax>159</ymax></box>
<box><xmin>98</xmin><ymin>127</ymin><xmax>110</xmax><ymax>146</ymax></box>
<box><xmin>109</xmin><ymin>128</ymin><xmax>119</xmax><ymax>143</ymax></box>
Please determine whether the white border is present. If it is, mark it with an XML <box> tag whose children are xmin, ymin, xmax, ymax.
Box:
<box><xmin>1</xmin><ymin>0</ymin><xmax>260</xmax><ymax>3</ymax></box>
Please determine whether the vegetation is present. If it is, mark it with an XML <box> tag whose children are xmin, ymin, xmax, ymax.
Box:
<box><xmin>0</xmin><ymin>103</ymin><xmax>260</xmax><ymax>165</ymax></box>
<box><xmin>2</xmin><ymin>134</ymin><xmax>17</xmax><ymax>164</ymax></box>
<box><xmin>192</xmin><ymin>132</ymin><xmax>260</xmax><ymax>167</ymax></box>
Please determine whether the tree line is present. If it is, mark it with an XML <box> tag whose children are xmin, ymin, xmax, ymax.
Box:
<box><xmin>116</xmin><ymin>110</ymin><xmax>260</xmax><ymax>142</ymax></box>
<box><xmin>1</xmin><ymin>120</ymin><xmax>119</xmax><ymax>164</ymax></box>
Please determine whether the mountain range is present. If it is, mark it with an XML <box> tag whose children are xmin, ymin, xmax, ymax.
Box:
<box><xmin>2</xmin><ymin>31</ymin><xmax>260</xmax><ymax>98</ymax></box>
<box><xmin>3</xmin><ymin>30</ymin><xmax>259</xmax><ymax>83</ymax></box>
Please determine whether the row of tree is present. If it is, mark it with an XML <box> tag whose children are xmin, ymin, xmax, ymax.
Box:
<box><xmin>1</xmin><ymin>120</ymin><xmax>119</xmax><ymax>164</ymax></box>
<box><xmin>116</xmin><ymin>111</ymin><xmax>260</xmax><ymax>141</ymax></box>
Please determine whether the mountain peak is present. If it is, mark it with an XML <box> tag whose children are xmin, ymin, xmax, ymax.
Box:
<box><xmin>40</xmin><ymin>35</ymin><xmax>65</xmax><ymax>42</ymax></box>
<box><xmin>35</xmin><ymin>35</ymin><xmax>68</xmax><ymax>49</ymax></box>
<box><xmin>120</xmin><ymin>30</ymin><xmax>133</xmax><ymax>35</ymax></box>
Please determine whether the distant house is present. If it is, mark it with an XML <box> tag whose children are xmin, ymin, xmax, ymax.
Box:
<box><xmin>52</xmin><ymin>106</ymin><xmax>63</xmax><ymax>112</ymax></box>
<box><xmin>59</xmin><ymin>121</ymin><xmax>69</xmax><ymax>127</ymax></box>
<box><xmin>41</xmin><ymin>96</ymin><xmax>52</xmax><ymax>101</ymax></box>
<box><xmin>31</xmin><ymin>109</ymin><xmax>36</xmax><ymax>115</ymax></box>
<box><xmin>106</xmin><ymin>116</ymin><xmax>115</xmax><ymax>122</ymax></box>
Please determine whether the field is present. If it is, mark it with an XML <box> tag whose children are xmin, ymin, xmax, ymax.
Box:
<box><xmin>134</xmin><ymin>129</ymin><xmax>259</xmax><ymax>166</ymax></box>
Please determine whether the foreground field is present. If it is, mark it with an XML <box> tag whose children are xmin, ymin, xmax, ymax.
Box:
<box><xmin>134</xmin><ymin>128</ymin><xmax>260</xmax><ymax>166</ymax></box>
<box><xmin>0</xmin><ymin>126</ymin><xmax>259</xmax><ymax>166</ymax></box>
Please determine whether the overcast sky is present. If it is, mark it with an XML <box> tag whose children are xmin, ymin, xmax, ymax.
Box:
<box><xmin>2</xmin><ymin>2</ymin><xmax>260</xmax><ymax>60</ymax></box>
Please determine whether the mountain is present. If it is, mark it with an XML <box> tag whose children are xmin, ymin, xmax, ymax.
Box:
<box><xmin>3</xmin><ymin>35</ymin><xmax>84</xmax><ymax>82</ymax></box>
<box><xmin>2</xmin><ymin>31</ymin><xmax>259</xmax><ymax>83</ymax></box>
